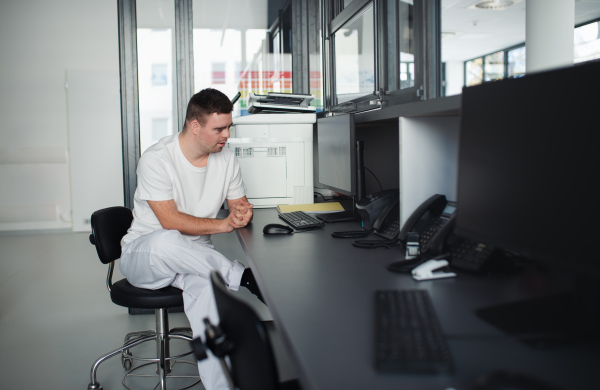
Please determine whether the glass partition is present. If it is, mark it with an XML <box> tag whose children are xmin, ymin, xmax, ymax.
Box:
<box><xmin>192</xmin><ymin>0</ymin><xmax>270</xmax><ymax>117</ymax></box>
<box><xmin>484</xmin><ymin>51</ymin><xmax>504</xmax><ymax>82</ymax></box>
<box><xmin>465</xmin><ymin>58</ymin><xmax>483</xmax><ymax>87</ymax></box>
<box><xmin>508</xmin><ymin>46</ymin><xmax>526</xmax><ymax>77</ymax></box>
<box><xmin>309</xmin><ymin>0</ymin><xmax>323</xmax><ymax>110</ymax></box>
<box><xmin>334</xmin><ymin>4</ymin><xmax>374</xmax><ymax>104</ymax></box>
<box><xmin>575</xmin><ymin>20</ymin><xmax>600</xmax><ymax>63</ymax></box>
<box><xmin>398</xmin><ymin>0</ymin><xmax>415</xmax><ymax>90</ymax></box>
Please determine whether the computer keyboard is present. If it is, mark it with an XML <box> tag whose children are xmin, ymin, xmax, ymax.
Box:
<box><xmin>375</xmin><ymin>289</ymin><xmax>453</xmax><ymax>373</ymax></box>
<box><xmin>278</xmin><ymin>211</ymin><xmax>323</xmax><ymax>230</ymax></box>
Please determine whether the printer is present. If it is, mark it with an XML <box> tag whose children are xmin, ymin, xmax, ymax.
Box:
<box><xmin>228</xmin><ymin>113</ymin><xmax>316</xmax><ymax>208</ymax></box>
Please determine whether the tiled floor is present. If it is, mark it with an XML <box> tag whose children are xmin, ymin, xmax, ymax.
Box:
<box><xmin>0</xmin><ymin>229</ymin><xmax>270</xmax><ymax>389</ymax></box>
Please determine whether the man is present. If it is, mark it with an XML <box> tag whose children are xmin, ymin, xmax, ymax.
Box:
<box><xmin>119</xmin><ymin>88</ymin><xmax>262</xmax><ymax>390</ymax></box>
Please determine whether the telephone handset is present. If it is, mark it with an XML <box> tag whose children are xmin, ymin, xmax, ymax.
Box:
<box><xmin>355</xmin><ymin>190</ymin><xmax>400</xmax><ymax>240</ymax></box>
<box><xmin>372</xmin><ymin>201</ymin><xmax>400</xmax><ymax>240</ymax></box>
<box><xmin>398</xmin><ymin>194</ymin><xmax>457</xmax><ymax>256</ymax></box>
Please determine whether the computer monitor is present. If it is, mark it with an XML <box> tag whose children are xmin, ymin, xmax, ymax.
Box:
<box><xmin>456</xmin><ymin>61</ymin><xmax>600</xmax><ymax>279</ymax></box>
<box><xmin>456</xmin><ymin>61</ymin><xmax>600</xmax><ymax>340</ymax></box>
<box><xmin>317</xmin><ymin>114</ymin><xmax>357</xmax><ymax>197</ymax></box>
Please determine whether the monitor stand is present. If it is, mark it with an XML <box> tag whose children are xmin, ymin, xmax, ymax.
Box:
<box><xmin>476</xmin><ymin>276</ymin><xmax>600</xmax><ymax>345</ymax></box>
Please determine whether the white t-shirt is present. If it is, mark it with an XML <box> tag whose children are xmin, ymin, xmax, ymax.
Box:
<box><xmin>121</xmin><ymin>133</ymin><xmax>246</xmax><ymax>247</ymax></box>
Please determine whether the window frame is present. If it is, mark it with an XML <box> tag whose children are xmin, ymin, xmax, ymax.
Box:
<box><xmin>323</xmin><ymin>0</ymin><xmax>438</xmax><ymax>115</ymax></box>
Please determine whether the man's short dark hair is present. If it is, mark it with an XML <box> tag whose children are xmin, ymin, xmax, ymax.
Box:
<box><xmin>184</xmin><ymin>88</ymin><xmax>233</xmax><ymax>129</ymax></box>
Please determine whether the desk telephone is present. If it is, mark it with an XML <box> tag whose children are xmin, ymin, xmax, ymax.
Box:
<box><xmin>399</xmin><ymin>194</ymin><xmax>457</xmax><ymax>255</ymax></box>
<box><xmin>397</xmin><ymin>194</ymin><xmax>498</xmax><ymax>272</ymax></box>
<box><xmin>356</xmin><ymin>189</ymin><xmax>400</xmax><ymax>239</ymax></box>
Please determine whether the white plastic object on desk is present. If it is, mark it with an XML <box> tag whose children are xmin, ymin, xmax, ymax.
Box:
<box><xmin>411</xmin><ymin>259</ymin><xmax>457</xmax><ymax>281</ymax></box>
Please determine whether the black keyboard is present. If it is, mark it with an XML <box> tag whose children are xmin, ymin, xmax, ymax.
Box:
<box><xmin>375</xmin><ymin>290</ymin><xmax>453</xmax><ymax>373</ymax></box>
<box><xmin>278</xmin><ymin>211</ymin><xmax>322</xmax><ymax>230</ymax></box>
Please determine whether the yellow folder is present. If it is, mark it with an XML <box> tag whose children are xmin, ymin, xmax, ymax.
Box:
<box><xmin>277</xmin><ymin>202</ymin><xmax>345</xmax><ymax>214</ymax></box>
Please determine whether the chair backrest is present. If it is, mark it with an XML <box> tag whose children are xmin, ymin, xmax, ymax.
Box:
<box><xmin>210</xmin><ymin>271</ymin><xmax>280</xmax><ymax>390</ymax></box>
<box><xmin>90</xmin><ymin>206</ymin><xmax>133</xmax><ymax>264</ymax></box>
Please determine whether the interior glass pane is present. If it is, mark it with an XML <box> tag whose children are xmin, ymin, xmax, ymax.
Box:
<box><xmin>192</xmin><ymin>0</ymin><xmax>270</xmax><ymax>117</ymax></box>
<box><xmin>484</xmin><ymin>51</ymin><xmax>504</xmax><ymax>82</ymax></box>
<box><xmin>309</xmin><ymin>0</ymin><xmax>323</xmax><ymax>110</ymax></box>
<box><xmin>334</xmin><ymin>4</ymin><xmax>374</xmax><ymax>104</ymax></box>
<box><xmin>508</xmin><ymin>46</ymin><xmax>526</xmax><ymax>77</ymax></box>
<box><xmin>399</xmin><ymin>0</ymin><xmax>415</xmax><ymax>89</ymax></box>
<box><xmin>136</xmin><ymin>0</ymin><xmax>177</xmax><ymax>154</ymax></box>
<box><xmin>574</xmin><ymin>21</ymin><xmax>600</xmax><ymax>63</ymax></box>
<box><xmin>465</xmin><ymin>58</ymin><xmax>483</xmax><ymax>86</ymax></box>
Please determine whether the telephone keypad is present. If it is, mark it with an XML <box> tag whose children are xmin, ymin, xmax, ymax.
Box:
<box><xmin>382</xmin><ymin>217</ymin><xmax>400</xmax><ymax>236</ymax></box>
<box><xmin>419</xmin><ymin>218</ymin><xmax>448</xmax><ymax>247</ymax></box>
<box><xmin>450</xmin><ymin>237</ymin><xmax>495</xmax><ymax>271</ymax></box>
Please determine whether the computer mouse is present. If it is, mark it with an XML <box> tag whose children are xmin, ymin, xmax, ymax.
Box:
<box><xmin>263</xmin><ymin>224</ymin><xmax>294</xmax><ymax>235</ymax></box>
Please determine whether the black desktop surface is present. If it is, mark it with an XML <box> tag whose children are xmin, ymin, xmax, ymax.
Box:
<box><xmin>236</xmin><ymin>209</ymin><xmax>599</xmax><ymax>390</ymax></box>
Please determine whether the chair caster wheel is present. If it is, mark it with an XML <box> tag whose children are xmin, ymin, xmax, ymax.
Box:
<box><xmin>122</xmin><ymin>355</ymin><xmax>132</xmax><ymax>371</ymax></box>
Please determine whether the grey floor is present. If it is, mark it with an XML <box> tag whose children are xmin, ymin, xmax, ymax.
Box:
<box><xmin>0</xmin><ymin>229</ymin><xmax>271</xmax><ymax>390</ymax></box>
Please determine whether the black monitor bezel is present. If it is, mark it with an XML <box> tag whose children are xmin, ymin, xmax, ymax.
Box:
<box><xmin>454</xmin><ymin>61</ymin><xmax>600</xmax><ymax>279</ymax></box>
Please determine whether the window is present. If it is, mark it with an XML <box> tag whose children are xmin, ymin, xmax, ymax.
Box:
<box><xmin>484</xmin><ymin>51</ymin><xmax>504</xmax><ymax>82</ymax></box>
<box><xmin>334</xmin><ymin>4</ymin><xmax>374</xmax><ymax>104</ymax></box>
<box><xmin>462</xmin><ymin>19</ymin><xmax>600</xmax><ymax>88</ymax></box>
<box><xmin>465</xmin><ymin>58</ymin><xmax>483</xmax><ymax>87</ymax></box>
<box><xmin>152</xmin><ymin>118</ymin><xmax>169</xmax><ymax>143</ymax></box>
<box><xmin>507</xmin><ymin>46</ymin><xmax>526</xmax><ymax>78</ymax></box>
<box><xmin>137</xmin><ymin>2</ymin><xmax>177</xmax><ymax>155</ymax></box>
<box><xmin>397</xmin><ymin>0</ymin><xmax>415</xmax><ymax>90</ymax></box>
<box><xmin>324</xmin><ymin>0</ymin><xmax>426</xmax><ymax>112</ymax></box>
<box><xmin>575</xmin><ymin>20</ymin><xmax>600</xmax><ymax>63</ymax></box>
<box><xmin>151</xmin><ymin>63</ymin><xmax>168</xmax><ymax>86</ymax></box>
<box><xmin>211</xmin><ymin>62</ymin><xmax>226</xmax><ymax>84</ymax></box>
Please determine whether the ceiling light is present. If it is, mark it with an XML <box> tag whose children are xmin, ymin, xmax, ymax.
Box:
<box><xmin>468</xmin><ymin>0</ymin><xmax>522</xmax><ymax>10</ymax></box>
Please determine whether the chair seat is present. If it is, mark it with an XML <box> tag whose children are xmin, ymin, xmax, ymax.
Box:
<box><xmin>111</xmin><ymin>279</ymin><xmax>184</xmax><ymax>309</ymax></box>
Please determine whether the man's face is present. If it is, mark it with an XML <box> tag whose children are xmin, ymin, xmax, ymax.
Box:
<box><xmin>196</xmin><ymin>112</ymin><xmax>233</xmax><ymax>154</ymax></box>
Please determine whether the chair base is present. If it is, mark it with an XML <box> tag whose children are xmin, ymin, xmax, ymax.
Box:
<box><xmin>88</xmin><ymin>308</ymin><xmax>200</xmax><ymax>390</ymax></box>
<box><xmin>122</xmin><ymin>360</ymin><xmax>201</xmax><ymax>390</ymax></box>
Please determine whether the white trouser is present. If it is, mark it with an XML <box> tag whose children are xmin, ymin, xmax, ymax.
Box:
<box><xmin>119</xmin><ymin>229</ymin><xmax>245</xmax><ymax>390</ymax></box>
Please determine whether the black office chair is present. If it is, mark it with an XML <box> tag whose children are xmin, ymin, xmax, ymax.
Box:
<box><xmin>87</xmin><ymin>206</ymin><xmax>200</xmax><ymax>390</ymax></box>
<box><xmin>192</xmin><ymin>271</ymin><xmax>302</xmax><ymax>390</ymax></box>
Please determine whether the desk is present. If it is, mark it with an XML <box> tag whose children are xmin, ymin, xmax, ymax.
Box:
<box><xmin>236</xmin><ymin>209</ymin><xmax>599</xmax><ymax>390</ymax></box>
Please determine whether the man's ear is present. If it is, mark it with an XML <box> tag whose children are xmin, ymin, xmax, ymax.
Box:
<box><xmin>189</xmin><ymin>119</ymin><xmax>201</xmax><ymax>136</ymax></box>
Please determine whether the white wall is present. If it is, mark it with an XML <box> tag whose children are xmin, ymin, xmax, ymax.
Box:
<box><xmin>0</xmin><ymin>0</ymin><xmax>121</xmax><ymax>231</ymax></box>
<box><xmin>444</xmin><ymin>61</ymin><xmax>464</xmax><ymax>96</ymax></box>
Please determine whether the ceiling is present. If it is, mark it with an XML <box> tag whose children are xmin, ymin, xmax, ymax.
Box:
<box><xmin>441</xmin><ymin>0</ymin><xmax>600</xmax><ymax>62</ymax></box>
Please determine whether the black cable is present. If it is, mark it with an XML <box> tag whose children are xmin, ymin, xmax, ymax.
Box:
<box><xmin>331</xmin><ymin>230</ymin><xmax>373</xmax><ymax>238</ymax></box>
<box><xmin>292</xmin><ymin>226</ymin><xmax>323</xmax><ymax>233</ymax></box>
<box><xmin>364</xmin><ymin>167</ymin><xmax>383</xmax><ymax>192</ymax></box>
<box><xmin>352</xmin><ymin>238</ymin><xmax>402</xmax><ymax>249</ymax></box>
<box><xmin>314</xmin><ymin>192</ymin><xmax>326</xmax><ymax>201</ymax></box>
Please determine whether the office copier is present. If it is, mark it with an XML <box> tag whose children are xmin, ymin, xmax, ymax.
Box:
<box><xmin>228</xmin><ymin>113</ymin><xmax>316</xmax><ymax>208</ymax></box>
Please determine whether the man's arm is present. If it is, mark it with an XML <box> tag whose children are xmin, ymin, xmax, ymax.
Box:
<box><xmin>147</xmin><ymin>199</ymin><xmax>249</xmax><ymax>235</ymax></box>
